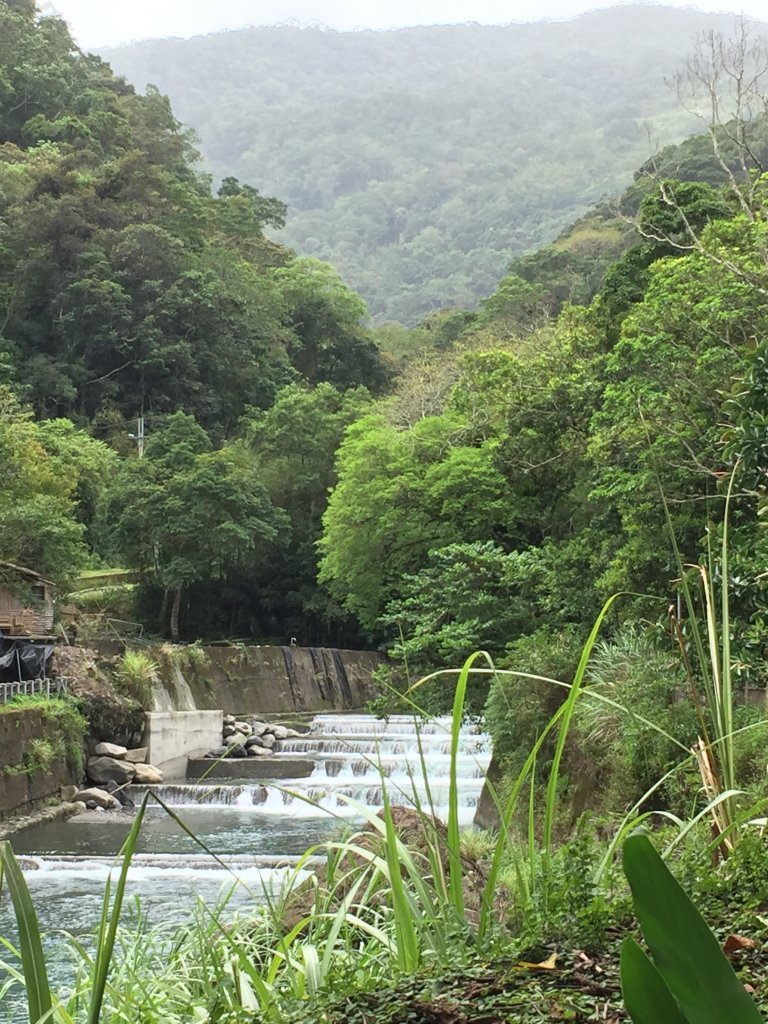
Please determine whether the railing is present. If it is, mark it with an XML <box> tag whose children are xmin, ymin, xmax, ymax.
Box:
<box><xmin>0</xmin><ymin>677</ymin><xmax>69</xmax><ymax>705</ymax></box>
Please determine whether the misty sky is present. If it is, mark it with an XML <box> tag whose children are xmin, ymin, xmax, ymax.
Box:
<box><xmin>40</xmin><ymin>0</ymin><xmax>768</xmax><ymax>50</ymax></box>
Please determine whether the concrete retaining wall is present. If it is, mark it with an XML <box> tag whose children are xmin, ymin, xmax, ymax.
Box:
<box><xmin>0</xmin><ymin>707</ymin><xmax>81</xmax><ymax>821</ymax></box>
<box><xmin>183</xmin><ymin>645</ymin><xmax>382</xmax><ymax>715</ymax></box>
<box><xmin>143</xmin><ymin>710</ymin><xmax>223</xmax><ymax>778</ymax></box>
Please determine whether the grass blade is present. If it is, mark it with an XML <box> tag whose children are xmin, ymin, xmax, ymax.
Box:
<box><xmin>86</xmin><ymin>794</ymin><xmax>148</xmax><ymax>1024</ymax></box>
<box><xmin>0</xmin><ymin>842</ymin><xmax>53</xmax><ymax>1024</ymax></box>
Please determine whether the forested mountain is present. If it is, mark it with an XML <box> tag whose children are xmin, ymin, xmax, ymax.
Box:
<box><xmin>102</xmin><ymin>5</ymin><xmax>765</xmax><ymax>323</ymax></box>
<box><xmin>0</xmin><ymin>0</ymin><xmax>386</xmax><ymax>639</ymax></box>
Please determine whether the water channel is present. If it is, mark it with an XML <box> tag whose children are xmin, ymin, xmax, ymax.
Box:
<box><xmin>0</xmin><ymin>713</ymin><xmax>491</xmax><ymax>1021</ymax></box>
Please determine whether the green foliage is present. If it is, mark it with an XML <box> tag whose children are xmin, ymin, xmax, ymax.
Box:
<box><xmin>1</xmin><ymin>695</ymin><xmax>87</xmax><ymax>777</ymax></box>
<box><xmin>114</xmin><ymin>649</ymin><xmax>158</xmax><ymax>707</ymax></box>
<box><xmin>101</xmin><ymin>412</ymin><xmax>289</xmax><ymax>637</ymax></box>
<box><xmin>0</xmin><ymin>387</ymin><xmax>88</xmax><ymax>582</ymax></box>
<box><xmin>620</xmin><ymin>833</ymin><xmax>763</xmax><ymax>1024</ymax></box>
<box><xmin>484</xmin><ymin>628</ymin><xmax>585</xmax><ymax>779</ymax></box>
<box><xmin>102</xmin><ymin>7</ymin><xmax>743</xmax><ymax>323</ymax></box>
<box><xmin>571</xmin><ymin>630</ymin><xmax>699</xmax><ymax>815</ymax></box>
<box><xmin>0</xmin><ymin>5</ymin><xmax>387</xmax><ymax>437</ymax></box>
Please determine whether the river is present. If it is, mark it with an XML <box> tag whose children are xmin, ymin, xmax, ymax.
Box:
<box><xmin>0</xmin><ymin>713</ymin><xmax>491</xmax><ymax>1022</ymax></box>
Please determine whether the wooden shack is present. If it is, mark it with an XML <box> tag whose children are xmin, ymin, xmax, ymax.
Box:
<box><xmin>0</xmin><ymin>564</ymin><xmax>55</xmax><ymax>638</ymax></box>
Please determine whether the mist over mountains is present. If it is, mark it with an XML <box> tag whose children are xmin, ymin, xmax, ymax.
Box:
<box><xmin>102</xmin><ymin>4</ymin><xmax>765</xmax><ymax>323</ymax></box>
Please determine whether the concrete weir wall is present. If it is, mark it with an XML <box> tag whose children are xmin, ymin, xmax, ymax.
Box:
<box><xmin>0</xmin><ymin>707</ymin><xmax>80</xmax><ymax>821</ymax></box>
<box><xmin>183</xmin><ymin>645</ymin><xmax>383</xmax><ymax>716</ymax></box>
<box><xmin>143</xmin><ymin>710</ymin><xmax>223</xmax><ymax>776</ymax></box>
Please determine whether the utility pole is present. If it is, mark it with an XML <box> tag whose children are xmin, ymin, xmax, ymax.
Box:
<box><xmin>128</xmin><ymin>416</ymin><xmax>145</xmax><ymax>457</ymax></box>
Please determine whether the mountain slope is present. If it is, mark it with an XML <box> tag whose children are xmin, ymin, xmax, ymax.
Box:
<box><xmin>102</xmin><ymin>5</ymin><xmax>765</xmax><ymax>323</ymax></box>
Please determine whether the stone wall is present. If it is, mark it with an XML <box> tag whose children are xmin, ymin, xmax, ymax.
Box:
<box><xmin>0</xmin><ymin>707</ymin><xmax>81</xmax><ymax>821</ymax></box>
<box><xmin>182</xmin><ymin>645</ymin><xmax>383</xmax><ymax>715</ymax></box>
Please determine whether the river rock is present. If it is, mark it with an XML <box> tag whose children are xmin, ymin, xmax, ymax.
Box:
<box><xmin>223</xmin><ymin>724</ymin><xmax>236</xmax><ymax>738</ymax></box>
<box><xmin>259</xmin><ymin>733</ymin><xmax>276</xmax><ymax>749</ymax></box>
<box><xmin>250</xmin><ymin>721</ymin><xmax>269</xmax><ymax>737</ymax></box>
<box><xmin>226</xmin><ymin>744</ymin><xmax>248</xmax><ymax>759</ymax></box>
<box><xmin>73</xmin><ymin>787</ymin><xmax>122</xmax><ymax>811</ymax></box>
<box><xmin>133</xmin><ymin>762</ymin><xmax>164</xmax><ymax>785</ymax></box>
<box><xmin>245</xmin><ymin>734</ymin><xmax>265</xmax><ymax>748</ymax></box>
<box><xmin>124</xmin><ymin>747</ymin><xmax>148</xmax><ymax>764</ymax></box>
<box><xmin>284</xmin><ymin>728</ymin><xmax>301</xmax><ymax>738</ymax></box>
<box><xmin>225</xmin><ymin>732</ymin><xmax>248</xmax><ymax>747</ymax></box>
<box><xmin>223</xmin><ymin>714</ymin><xmax>236</xmax><ymax>726</ymax></box>
<box><xmin>248</xmin><ymin>745</ymin><xmax>272</xmax><ymax>757</ymax></box>
<box><xmin>205</xmin><ymin>746</ymin><xmax>228</xmax><ymax>759</ymax></box>
<box><xmin>234</xmin><ymin>720</ymin><xmax>252</xmax><ymax>735</ymax></box>
<box><xmin>87</xmin><ymin>756</ymin><xmax>136</xmax><ymax>786</ymax></box>
<box><xmin>94</xmin><ymin>741</ymin><xmax>128</xmax><ymax>759</ymax></box>
<box><xmin>269</xmin><ymin>725</ymin><xmax>288</xmax><ymax>741</ymax></box>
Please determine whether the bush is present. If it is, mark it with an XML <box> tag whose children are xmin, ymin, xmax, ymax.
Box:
<box><xmin>484</xmin><ymin>626</ymin><xmax>584</xmax><ymax>778</ymax></box>
<box><xmin>570</xmin><ymin>627</ymin><xmax>700</xmax><ymax>816</ymax></box>
<box><xmin>114</xmin><ymin>649</ymin><xmax>158</xmax><ymax>707</ymax></box>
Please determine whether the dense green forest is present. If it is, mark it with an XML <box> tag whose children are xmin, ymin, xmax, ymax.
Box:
<box><xmin>3</xmin><ymin>0</ymin><xmax>768</xmax><ymax>730</ymax></box>
<box><xmin>100</xmin><ymin>5</ymin><xmax>766</xmax><ymax>324</ymax></box>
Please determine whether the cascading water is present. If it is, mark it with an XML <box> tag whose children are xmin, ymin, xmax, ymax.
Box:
<box><xmin>1</xmin><ymin>712</ymin><xmax>491</xmax><ymax>1020</ymax></box>
<box><xmin>141</xmin><ymin>712</ymin><xmax>491</xmax><ymax>824</ymax></box>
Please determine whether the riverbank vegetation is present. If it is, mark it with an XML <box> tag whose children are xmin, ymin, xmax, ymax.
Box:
<box><xmin>2</xmin><ymin>657</ymin><xmax>768</xmax><ymax>1024</ymax></box>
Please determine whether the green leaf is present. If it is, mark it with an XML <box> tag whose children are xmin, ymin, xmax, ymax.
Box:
<box><xmin>621</xmin><ymin>938</ymin><xmax>689</xmax><ymax>1024</ymax></box>
<box><xmin>623</xmin><ymin>834</ymin><xmax>762</xmax><ymax>1024</ymax></box>
<box><xmin>0</xmin><ymin>842</ymin><xmax>53</xmax><ymax>1024</ymax></box>
<box><xmin>86</xmin><ymin>794</ymin><xmax>148</xmax><ymax>1024</ymax></box>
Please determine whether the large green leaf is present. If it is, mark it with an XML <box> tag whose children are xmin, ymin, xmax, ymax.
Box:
<box><xmin>621</xmin><ymin>937</ymin><xmax>689</xmax><ymax>1024</ymax></box>
<box><xmin>0</xmin><ymin>842</ymin><xmax>53</xmax><ymax>1024</ymax></box>
<box><xmin>623</xmin><ymin>834</ymin><xmax>762</xmax><ymax>1024</ymax></box>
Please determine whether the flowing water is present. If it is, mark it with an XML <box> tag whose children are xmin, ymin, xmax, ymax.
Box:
<box><xmin>0</xmin><ymin>712</ymin><xmax>491</xmax><ymax>1020</ymax></box>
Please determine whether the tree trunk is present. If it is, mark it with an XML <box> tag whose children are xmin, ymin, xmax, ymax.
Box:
<box><xmin>169</xmin><ymin>587</ymin><xmax>181</xmax><ymax>642</ymax></box>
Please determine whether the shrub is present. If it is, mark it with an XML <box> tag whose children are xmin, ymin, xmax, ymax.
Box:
<box><xmin>570</xmin><ymin>627</ymin><xmax>700</xmax><ymax>815</ymax></box>
<box><xmin>484</xmin><ymin>626</ymin><xmax>584</xmax><ymax>778</ymax></box>
<box><xmin>114</xmin><ymin>649</ymin><xmax>158</xmax><ymax>707</ymax></box>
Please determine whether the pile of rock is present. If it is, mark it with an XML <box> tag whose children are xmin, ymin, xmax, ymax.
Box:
<box><xmin>204</xmin><ymin>716</ymin><xmax>303</xmax><ymax>760</ymax></box>
<box><xmin>73</xmin><ymin>741</ymin><xmax>165</xmax><ymax>812</ymax></box>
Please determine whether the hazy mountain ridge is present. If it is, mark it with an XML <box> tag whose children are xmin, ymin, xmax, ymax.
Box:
<box><xmin>101</xmin><ymin>5</ymin><xmax>765</xmax><ymax>323</ymax></box>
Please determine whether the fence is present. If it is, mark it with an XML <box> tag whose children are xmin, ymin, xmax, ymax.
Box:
<box><xmin>0</xmin><ymin>677</ymin><xmax>69</xmax><ymax>706</ymax></box>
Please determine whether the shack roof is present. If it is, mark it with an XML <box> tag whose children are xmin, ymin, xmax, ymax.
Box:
<box><xmin>0</xmin><ymin>563</ymin><xmax>56</xmax><ymax>588</ymax></box>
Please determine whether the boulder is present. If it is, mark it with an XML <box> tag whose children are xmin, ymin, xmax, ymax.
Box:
<box><xmin>250</xmin><ymin>721</ymin><xmax>270</xmax><ymax>737</ymax></box>
<box><xmin>284</xmin><ymin>728</ymin><xmax>302</xmax><ymax>738</ymax></box>
<box><xmin>225</xmin><ymin>732</ymin><xmax>248</xmax><ymax>747</ymax></box>
<box><xmin>94</xmin><ymin>741</ymin><xmax>128</xmax><ymax>759</ymax></box>
<box><xmin>124</xmin><ymin>747</ymin><xmax>148</xmax><ymax>764</ymax></box>
<box><xmin>226</xmin><ymin>744</ymin><xmax>248</xmax><ymax>759</ymax></box>
<box><xmin>132</xmin><ymin>762</ymin><xmax>164</xmax><ymax>785</ymax></box>
<box><xmin>248</xmin><ymin>745</ymin><xmax>273</xmax><ymax>757</ymax></box>
<box><xmin>234</xmin><ymin>721</ymin><xmax>252</xmax><ymax>735</ymax></box>
<box><xmin>73</xmin><ymin>787</ymin><xmax>121</xmax><ymax>811</ymax></box>
<box><xmin>260</xmin><ymin>733</ymin><xmax>276</xmax><ymax>749</ymax></box>
<box><xmin>269</xmin><ymin>725</ymin><xmax>289</xmax><ymax>741</ymax></box>
<box><xmin>87</xmin><ymin>756</ymin><xmax>136</xmax><ymax>786</ymax></box>
<box><xmin>223</xmin><ymin>724</ymin><xmax>236</xmax><ymax>738</ymax></box>
<box><xmin>245</xmin><ymin>734</ymin><xmax>265</xmax><ymax>748</ymax></box>
<box><xmin>223</xmin><ymin>714</ymin><xmax>236</xmax><ymax>726</ymax></box>
<box><xmin>205</xmin><ymin>746</ymin><xmax>229</xmax><ymax>759</ymax></box>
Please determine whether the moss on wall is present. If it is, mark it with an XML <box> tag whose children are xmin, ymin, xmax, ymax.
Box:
<box><xmin>0</xmin><ymin>700</ymin><xmax>87</xmax><ymax>820</ymax></box>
